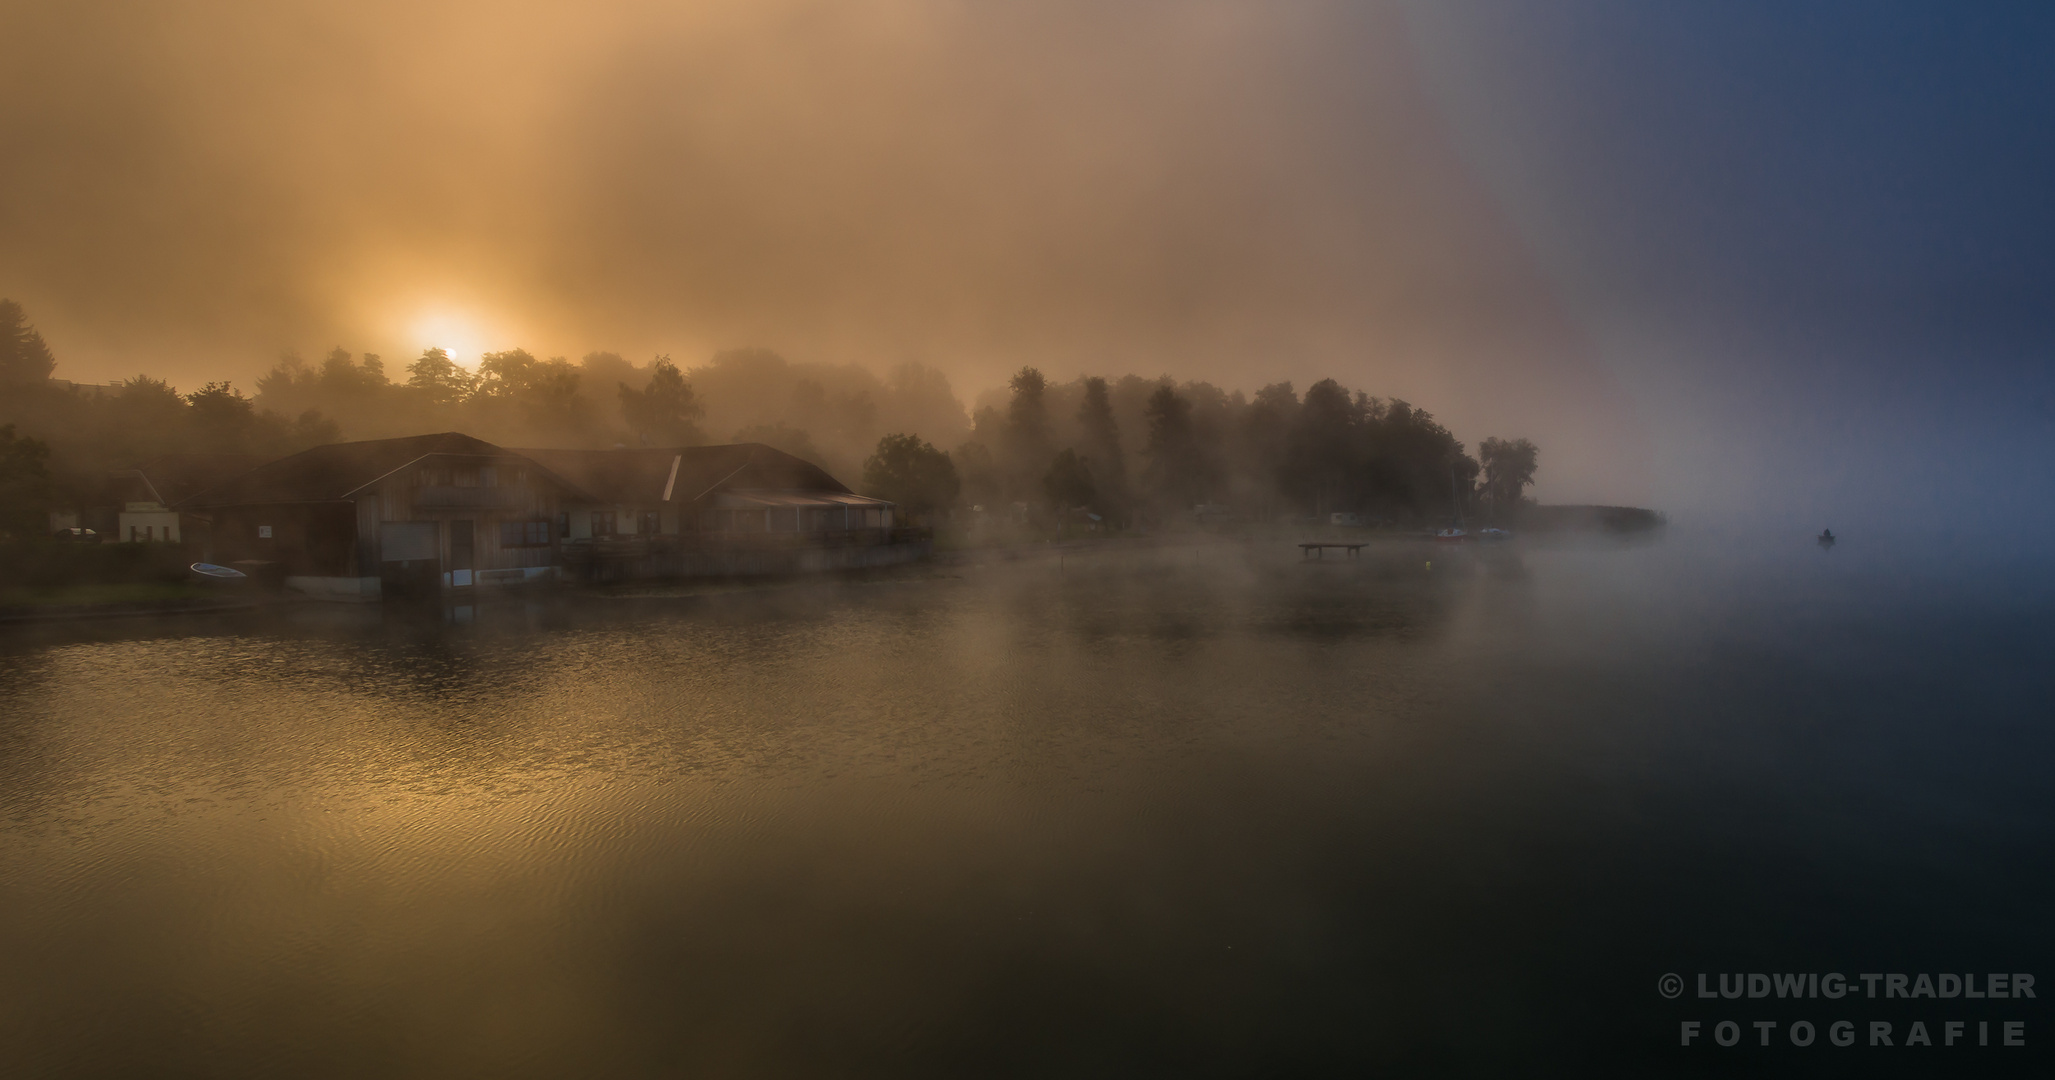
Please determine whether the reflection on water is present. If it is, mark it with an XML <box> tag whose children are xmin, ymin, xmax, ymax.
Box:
<box><xmin>0</xmin><ymin>539</ymin><xmax>2049</xmax><ymax>1077</ymax></box>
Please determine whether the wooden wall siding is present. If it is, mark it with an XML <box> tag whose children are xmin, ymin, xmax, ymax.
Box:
<box><xmin>211</xmin><ymin>503</ymin><xmax>358</xmax><ymax>575</ymax></box>
<box><xmin>356</xmin><ymin>496</ymin><xmax>382</xmax><ymax>573</ymax></box>
<box><xmin>366</xmin><ymin>454</ymin><xmax>565</xmax><ymax>572</ymax></box>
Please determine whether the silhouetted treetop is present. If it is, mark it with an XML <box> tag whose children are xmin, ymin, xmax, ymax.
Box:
<box><xmin>863</xmin><ymin>433</ymin><xmax>959</xmax><ymax>522</ymax></box>
<box><xmin>619</xmin><ymin>356</ymin><xmax>704</xmax><ymax>447</ymax></box>
<box><xmin>0</xmin><ymin>300</ymin><xmax>57</xmax><ymax>387</ymax></box>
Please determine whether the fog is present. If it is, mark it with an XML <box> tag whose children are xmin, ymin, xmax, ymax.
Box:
<box><xmin>7</xmin><ymin>1</ymin><xmax>2052</xmax><ymax>527</ymax></box>
<box><xmin>1399</xmin><ymin>3</ymin><xmax>2055</xmax><ymax>533</ymax></box>
<box><xmin>4</xmin><ymin>535</ymin><xmax>2051</xmax><ymax>1074</ymax></box>
<box><xmin>1</xmin><ymin>0</ymin><xmax>1642</xmax><ymax>505</ymax></box>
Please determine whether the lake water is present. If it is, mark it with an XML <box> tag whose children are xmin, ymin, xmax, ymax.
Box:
<box><xmin>1</xmin><ymin>535</ymin><xmax>2049</xmax><ymax>1077</ymax></box>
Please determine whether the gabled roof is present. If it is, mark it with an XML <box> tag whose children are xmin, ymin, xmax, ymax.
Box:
<box><xmin>117</xmin><ymin>453</ymin><xmax>265</xmax><ymax>506</ymax></box>
<box><xmin>178</xmin><ymin>432</ymin><xmax>586</xmax><ymax>507</ymax></box>
<box><xmin>511</xmin><ymin>443</ymin><xmax>853</xmax><ymax>504</ymax></box>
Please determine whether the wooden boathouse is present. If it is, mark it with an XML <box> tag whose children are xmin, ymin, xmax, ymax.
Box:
<box><xmin>179</xmin><ymin>432</ymin><xmax>587</xmax><ymax>598</ymax></box>
<box><xmin>513</xmin><ymin>443</ymin><xmax>917</xmax><ymax>582</ymax></box>
<box><xmin>178</xmin><ymin>434</ymin><xmax>927</xmax><ymax>598</ymax></box>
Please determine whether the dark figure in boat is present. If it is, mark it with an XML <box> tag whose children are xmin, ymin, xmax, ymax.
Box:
<box><xmin>1817</xmin><ymin>529</ymin><xmax>1835</xmax><ymax>548</ymax></box>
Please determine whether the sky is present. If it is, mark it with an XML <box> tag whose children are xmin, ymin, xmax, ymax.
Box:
<box><xmin>3</xmin><ymin>1</ymin><xmax>2050</xmax><ymax>523</ymax></box>
<box><xmin>1402</xmin><ymin>1</ymin><xmax>2055</xmax><ymax>530</ymax></box>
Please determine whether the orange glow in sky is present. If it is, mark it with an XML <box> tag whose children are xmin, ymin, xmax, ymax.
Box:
<box><xmin>407</xmin><ymin>310</ymin><xmax>494</xmax><ymax>369</ymax></box>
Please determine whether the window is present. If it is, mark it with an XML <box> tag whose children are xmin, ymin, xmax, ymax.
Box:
<box><xmin>637</xmin><ymin>511</ymin><xmax>661</xmax><ymax>536</ymax></box>
<box><xmin>480</xmin><ymin>466</ymin><xmax>498</xmax><ymax>488</ymax></box>
<box><xmin>499</xmin><ymin>520</ymin><xmax>552</xmax><ymax>547</ymax></box>
<box><xmin>591</xmin><ymin>511</ymin><xmax>617</xmax><ymax>537</ymax></box>
<box><xmin>556</xmin><ymin>511</ymin><xmax>570</xmax><ymax>539</ymax></box>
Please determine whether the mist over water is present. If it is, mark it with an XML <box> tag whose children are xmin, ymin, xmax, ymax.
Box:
<box><xmin>2</xmin><ymin>535</ymin><xmax>2047</xmax><ymax>1076</ymax></box>
<box><xmin>4</xmin><ymin>2</ymin><xmax>2049</xmax><ymax>1072</ymax></box>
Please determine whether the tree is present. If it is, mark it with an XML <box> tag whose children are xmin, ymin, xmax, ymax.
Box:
<box><xmin>618</xmin><ymin>355</ymin><xmax>704</xmax><ymax>446</ymax></box>
<box><xmin>1143</xmin><ymin>382</ymin><xmax>1209</xmax><ymax>510</ymax></box>
<box><xmin>0</xmin><ymin>300</ymin><xmax>57</xmax><ymax>388</ymax></box>
<box><xmin>251</xmin><ymin>349</ymin><xmax>392</xmax><ymax>443</ymax></box>
<box><xmin>320</xmin><ymin>346</ymin><xmax>388</xmax><ymax>393</ymax></box>
<box><xmin>1007</xmin><ymin>366</ymin><xmax>1048</xmax><ymax>444</ymax></box>
<box><xmin>406</xmin><ymin>347</ymin><xmax>476</xmax><ymax>407</ymax></box>
<box><xmin>1076</xmin><ymin>376</ymin><xmax>1128</xmax><ymax>523</ymax></box>
<box><xmin>255</xmin><ymin>350</ymin><xmax>313</xmax><ymax>408</ymax></box>
<box><xmin>185</xmin><ymin>382</ymin><xmax>261</xmax><ymax>454</ymax></box>
<box><xmin>1236</xmin><ymin>382</ymin><xmax>1297</xmax><ymax>521</ymax></box>
<box><xmin>1284</xmin><ymin>378</ymin><xmax>1360</xmax><ymax>519</ymax></box>
<box><xmin>1357</xmin><ymin>398</ymin><xmax>1476</xmax><ymax>520</ymax></box>
<box><xmin>113</xmin><ymin>375</ymin><xmax>188</xmax><ymax>426</ymax></box>
<box><xmin>475</xmin><ymin>348</ymin><xmax>542</xmax><ymax>398</ymax></box>
<box><xmin>0</xmin><ymin>424</ymin><xmax>53</xmax><ymax>538</ymax></box>
<box><xmin>471</xmin><ymin>350</ymin><xmax>584</xmax><ymax>439</ymax></box>
<box><xmin>862</xmin><ymin>433</ymin><xmax>960</xmax><ymax>522</ymax></box>
<box><xmin>951</xmin><ymin>440</ymin><xmax>1001</xmax><ymax>512</ymax></box>
<box><xmin>1479</xmin><ymin>437</ymin><xmax>1540</xmax><ymax>508</ymax></box>
<box><xmin>580</xmin><ymin>351</ymin><xmax>638</xmax><ymax>398</ymax></box>
<box><xmin>1003</xmin><ymin>366</ymin><xmax>1051</xmax><ymax>494</ymax></box>
<box><xmin>289</xmin><ymin>409</ymin><xmax>343</xmax><ymax>448</ymax></box>
<box><xmin>1042</xmin><ymin>448</ymin><xmax>1095</xmax><ymax>511</ymax></box>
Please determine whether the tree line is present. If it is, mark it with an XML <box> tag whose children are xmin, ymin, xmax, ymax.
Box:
<box><xmin>866</xmin><ymin>367</ymin><xmax>1540</xmax><ymax>529</ymax></box>
<box><xmin>0</xmin><ymin>299</ymin><xmax>1538</xmax><ymax>537</ymax></box>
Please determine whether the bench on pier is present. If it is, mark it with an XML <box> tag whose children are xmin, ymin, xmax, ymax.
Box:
<box><xmin>1300</xmin><ymin>542</ymin><xmax>1366</xmax><ymax>560</ymax></box>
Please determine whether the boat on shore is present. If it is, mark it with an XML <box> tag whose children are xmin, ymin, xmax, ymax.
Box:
<box><xmin>189</xmin><ymin>562</ymin><xmax>248</xmax><ymax>584</ymax></box>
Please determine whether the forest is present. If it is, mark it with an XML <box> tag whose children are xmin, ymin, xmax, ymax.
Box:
<box><xmin>0</xmin><ymin>299</ymin><xmax>1539</xmax><ymax>536</ymax></box>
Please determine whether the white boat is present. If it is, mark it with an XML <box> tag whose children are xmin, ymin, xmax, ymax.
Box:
<box><xmin>189</xmin><ymin>562</ymin><xmax>248</xmax><ymax>582</ymax></box>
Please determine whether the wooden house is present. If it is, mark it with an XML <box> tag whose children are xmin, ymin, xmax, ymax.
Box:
<box><xmin>179</xmin><ymin>432</ymin><xmax>590</xmax><ymax>598</ymax></box>
<box><xmin>513</xmin><ymin>443</ymin><xmax>914</xmax><ymax>579</ymax></box>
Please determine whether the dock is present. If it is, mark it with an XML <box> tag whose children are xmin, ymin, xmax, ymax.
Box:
<box><xmin>1299</xmin><ymin>542</ymin><xmax>1366</xmax><ymax>560</ymax></box>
